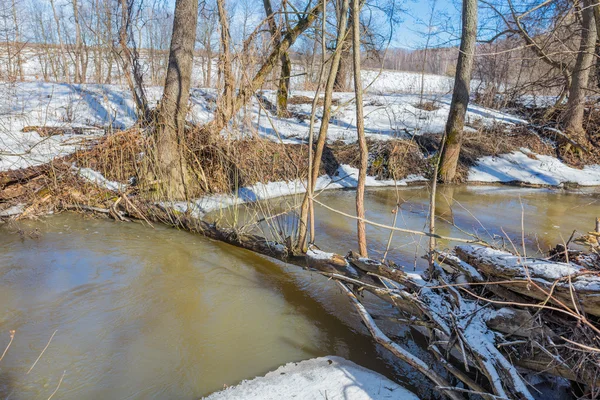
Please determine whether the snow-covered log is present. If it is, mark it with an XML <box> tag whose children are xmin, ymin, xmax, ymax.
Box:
<box><xmin>455</xmin><ymin>245</ymin><xmax>600</xmax><ymax>317</ymax></box>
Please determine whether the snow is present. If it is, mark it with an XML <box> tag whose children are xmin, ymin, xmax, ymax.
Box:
<box><xmin>0</xmin><ymin>204</ymin><xmax>24</xmax><ymax>217</ymax></box>
<box><xmin>0</xmin><ymin>80</ymin><xmax>529</xmax><ymax>172</ymax></box>
<box><xmin>0</xmin><ymin>80</ymin><xmax>598</xmax><ymax>189</ymax></box>
<box><xmin>72</xmin><ymin>165</ymin><xmax>128</xmax><ymax>192</ymax></box>
<box><xmin>174</xmin><ymin>165</ymin><xmax>426</xmax><ymax>218</ymax></box>
<box><xmin>468</xmin><ymin>149</ymin><xmax>600</xmax><ymax>186</ymax></box>
<box><xmin>306</xmin><ymin>248</ymin><xmax>337</xmax><ymax>260</ymax></box>
<box><xmin>203</xmin><ymin>356</ymin><xmax>418</xmax><ymax>400</ymax></box>
<box><xmin>362</xmin><ymin>69</ymin><xmax>455</xmax><ymax>94</ymax></box>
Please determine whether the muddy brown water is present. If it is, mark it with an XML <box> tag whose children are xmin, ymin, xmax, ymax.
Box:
<box><xmin>1</xmin><ymin>185</ymin><xmax>599</xmax><ymax>399</ymax></box>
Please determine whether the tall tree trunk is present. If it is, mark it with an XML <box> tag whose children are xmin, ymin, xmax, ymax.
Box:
<box><xmin>119</xmin><ymin>0</ymin><xmax>149</xmax><ymax>120</ymax></box>
<box><xmin>334</xmin><ymin>43</ymin><xmax>351</xmax><ymax>91</ymax></box>
<box><xmin>206</xmin><ymin>42</ymin><xmax>213</xmax><ymax>87</ymax></box>
<box><xmin>262</xmin><ymin>0</ymin><xmax>291</xmax><ymax>116</ymax></box>
<box><xmin>215</xmin><ymin>0</ymin><xmax>234</xmax><ymax>132</ymax></box>
<box><xmin>72</xmin><ymin>0</ymin><xmax>84</xmax><ymax>83</ymax></box>
<box><xmin>156</xmin><ymin>0</ymin><xmax>199</xmax><ymax>199</ymax></box>
<box><xmin>296</xmin><ymin>0</ymin><xmax>350</xmax><ymax>252</ymax></box>
<box><xmin>11</xmin><ymin>0</ymin><xmax>24</xmax><ymax>81</ymax></box>
<box><xmin>438</xmin><ymin>0</ymin><xmax>477</xmax><ymax>183</ymax></box>
<box><xmin>351</xmin><ymin>0</ymin><xmax>367</xmax><ymax>256</ymax></box>
<box><xmin>563</xmin><ymin>0</ymin><xmax>597</xmax><ymax>151</ymax></box>
<box><xmin>50</xmin><ymin>0</ymin><xmax>70</xmax><ymax>83</ymax></box>
<box><xmin>277</xmin><ymin>47</ymin><xmax>292</xmax><ymax>116</ymax></box>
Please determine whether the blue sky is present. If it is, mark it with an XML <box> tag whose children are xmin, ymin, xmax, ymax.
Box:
<box><xmin>163</xmin><ymin>0</ymin><xmax>463</xmax><ymax>50</ymax></box>
<box><xmin>386</xmin><ymin>0</ymin><xmax>462</xmax><ymax>49</ymax></box>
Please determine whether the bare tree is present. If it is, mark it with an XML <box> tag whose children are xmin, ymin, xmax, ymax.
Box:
<box><xmin>198</xmin><ymin>3</ymin><xmax>217</xmax><ymax>88</ymax></box>
<box><xmin>155</xmin><ymin>0</ymin><xmax>199</xmax><ymax>199</ymax></box>
<box><xmin>50</xmin><ymin>0</ymin><xmax>71</xmax><ymax>83</ymax></box>
<box><xmin>72</xmin><ymin>0</ymin><xmax>85</xmax><ymax>83</ymax></box>
<box><xmin>563</xmin><ymin>0</ymin><xmax>596</xmax><ymax>152</ymax></box>
<box><xmin>215</xmin><ymin>0</ymin><xmax>235</xmax><ymax>130</ymax></box>
<box><xmin>118</xmin><ymin>0</ymin><xmax>149</xmax><ymax>119</ymax></box>
<box><xmin>351</xmin><ymin>0</ymin><xmax>367</xmax><ymax>256</ymax></box>
<box><xmin>438</xmin><ymin>0</ymin><xmax>478</xmax><ymax>183</ymax></box>
<box><xmin>263</xmin><ymin>0</ymin><xmax>291</xmax><ymax>116</ymax></box>
<box><xmin>11</xmin><ymin>0</ymin><xmax>23</xmax><ymax>81</ymax></box>
<box><xmin>296</xmin><ymin>0</ymin><xmax>350</xmax><ymax>252</ymax></box>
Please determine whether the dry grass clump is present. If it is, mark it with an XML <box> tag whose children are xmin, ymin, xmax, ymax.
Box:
<box><xmin>288</xmin><ymin>95</ymin><xmax>340</xmax><ymax>106</ymax></box>
<box><xmin>414</xmin><ymin>125</ymin><xmax>555</xmax><ymax>181</ymax></box>
<box><xmin>413</xmin><ymin>101</ymin><xmax>440</xmax><ymax>111</ymax></box>
<box><xmin>330</xmin><ymin>139</ymin><xmax>428</xmax><ymax>180</ymax></box>
<box><xmin>70</xmin><ymin>128</ymin><xmax>145</xmax><ymax>184</ymax></box>
<box><xmin>0</xmin><ymin>158</ymin><xmax>118</xmax><ymax>221</ymax></box>
<box><xmin>182</xmin><ymin>136</ymin><xmax>311</xmax><ymax>195</ymax></box>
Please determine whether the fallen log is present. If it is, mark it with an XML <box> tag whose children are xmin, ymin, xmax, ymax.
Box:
<box><xmin>0</xmin><ymin>165</ymin><xmax>46</xmax><ymax>189</ymax></box>
<box><xmin>455</xmin><ymin>245</ymin><xmax>600</xmax><ymax>317</ymax></box>
<box><xmin>21</xmin><ymin>126</ymin><xmax>100</xmax><ymax>137</ymax></box>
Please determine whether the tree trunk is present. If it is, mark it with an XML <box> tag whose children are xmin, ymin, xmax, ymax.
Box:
<box><xmin>156</xmin><ymin>0</ymin><xmax>199</xmax><ymax>199</ymax></box>
<box><xmin>563</xmin><ymin>0</ymin><xmax>597</xmax><ymax>151</ymax></box>
<box><xmin>351</xmin><ymin>0</ymin><xmax>367</xmax><ymax>257</ymax></box>
<box><xmin>296</xmin><ymin>0</ymin><xmax>350</xmax><ymax>252</ymax></box>
<box><xmin>50</xmin><ymin>0</ymin><xmax>70</xmax><ymax>83</ymax></box>
<box><xmin>73</xmin><ymin>0</ymin><xmax>84</xmax><ymax>83</ymax></box>
<box><xmin>215</xmin><ymin>0</ymin><xmax>235</xmax><ymax>132</ymax></box>
<box><xmin>262</xmin><ymin>0</ymin><xmax>291</xmax><ymax>116</ymax></box>
<box><xmin>438</xmin><ymin>0</ymin><xmax>477</xmax><ymax>183</ymax></box>
<box><xmin>277</xmin><ymin>52</ymin><xmax>291</xmax><ymax>116</ymax></box>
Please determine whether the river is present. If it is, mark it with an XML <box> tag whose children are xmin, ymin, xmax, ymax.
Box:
<box><xmin>1</xmin><ymin>185</ymin><xmax>599</xmax><ymax>398</ymax></box>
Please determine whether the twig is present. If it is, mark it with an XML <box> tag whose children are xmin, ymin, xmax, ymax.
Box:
<box><xmin>311</xmin><ymin>197</ymin><xmax>487</xmax><ymax>244</ymax></box>
<box><xmin>27</xmin><ymin>330</ymin><xmax>58</xmax><ymax>374</ymax></box>
<box><xmin>436</xmin><ymin>386</ymin><xmax>510</xmax><ymax>400</ymax></box>
<box><xmin>0</xmin><ymin>330</ymin><xmax>15</xmax><ymax>363</ymax></box>
<box><xmin>336</xmin><ymin>282</ymin><xmax>463</xmax><ymax>400</ymax></box>
<box><xmin>47</xmin><ymin>370</ymin><xmax>66</xmax><ymax>400</ymax></box>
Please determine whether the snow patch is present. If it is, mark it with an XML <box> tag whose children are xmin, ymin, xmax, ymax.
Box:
<box><xmin>172</xmin><ymin>164</ymin><xmax>426</xmax><ymax>218</ymax></box>
<box><xmin>203</xmin><ymin>356</ymin><xmax>418</xmax><ymax>400</ymax></box>
<box><xmin>73</xmin><ymin>166</ymin><xmax>128</xmax><ymax>192</ymax></box>
<box><xmin>468</xmin><ymin>150</ymin><xmax>600</xmax><ymax>186</ymax></box>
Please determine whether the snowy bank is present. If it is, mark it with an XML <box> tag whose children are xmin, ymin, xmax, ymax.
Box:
<box><xmin>0</xmin><ymin>81</ymin><xmax>529</xmax><ymax>173</ymax></box>
<box><xmin>203</xmin><ymin>356</ymin><xmax>418</xmax><ymax>400</ymax></box>
<box><xmin>468</xmin><ymin>149</ymin><xmax>600</xmax><ymax>186</ymax></box>
<box><xmin>170</xmin><ymin>165</ymin><xmax>426</xmax><ymax>217</ymax></box>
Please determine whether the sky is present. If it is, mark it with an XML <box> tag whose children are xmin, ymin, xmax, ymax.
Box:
<box><xmin>175</xmin><ymin>0</ymin><xmax>464</xmax><ymax>50</ymax></box>
<box><xmin>386</xmin><ymin>0</ymin><xmax>462</xmax><ymax>49</ymax></box>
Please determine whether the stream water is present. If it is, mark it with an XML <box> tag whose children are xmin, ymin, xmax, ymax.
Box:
<box><xmin>1</xmin><ymin>185</ymin><xmax>599</xmax><ymax>399</ymax></box>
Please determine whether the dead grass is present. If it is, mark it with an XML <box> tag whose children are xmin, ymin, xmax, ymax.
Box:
<box><xmin>415</xmin><ymin>125</ymin><xmax>555</xmax><ymax>181</ymax></box>
<box><xmin>413</xmin><ymin>101</ymin><xmax>440</xmax><ymax>112</ymax></box>
<box><xmin>330</xmin><ymin>139</ymin><xmax>428</xmax><ymax>180</ymax></box>
<box><xmin>288</xmin><ymin>95</ymin><xmax>340</xmax><ymax>107</ymax></box>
